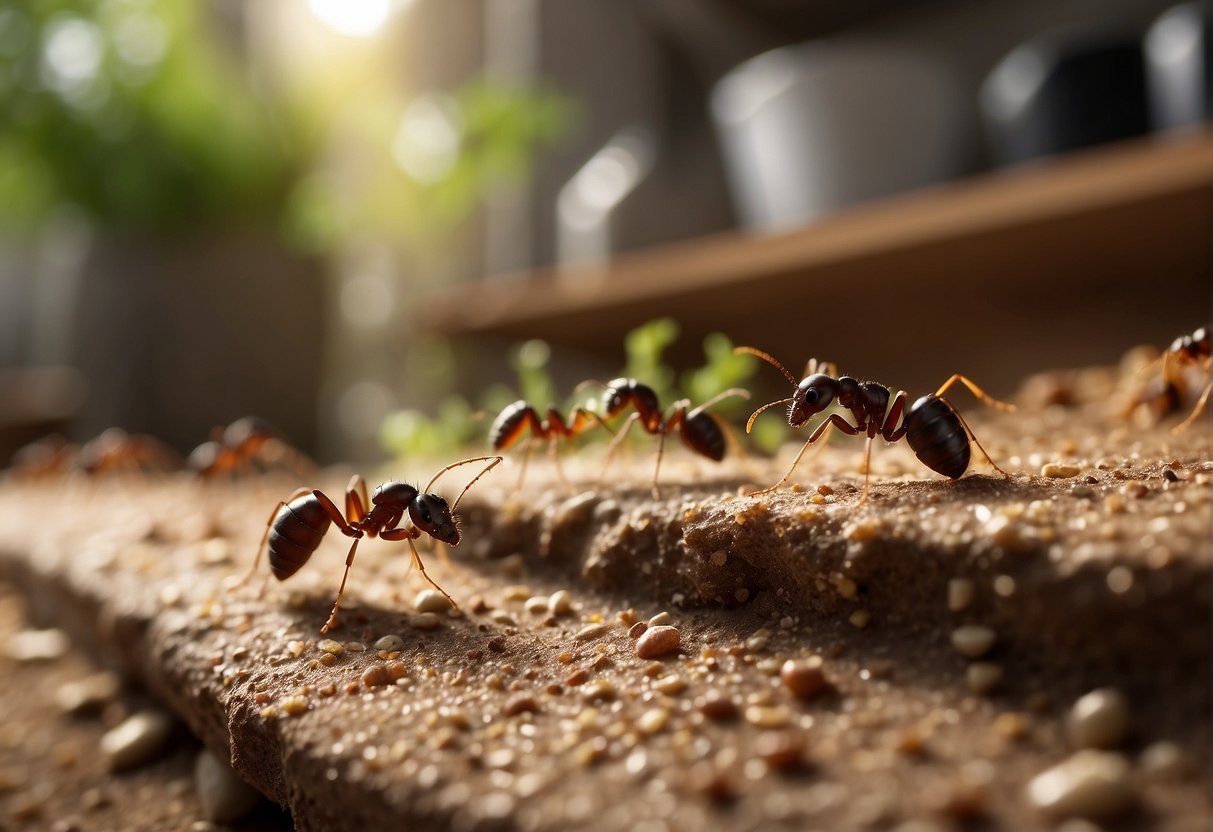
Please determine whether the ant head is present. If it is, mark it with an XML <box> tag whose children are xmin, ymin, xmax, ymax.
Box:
<box><xmin>371</xmin><ymin>481</ymin><xmax>420</xmax><ymax>510</ymax></box>
<box><xmin>409</xmin><ymin>493</ymin><xmax>459</xmax><ymax>545</ymax></box>
<box><xmin>789</xmin><ymin>374</ymin><xmax>838</xmax><ymax>426</ymax></box>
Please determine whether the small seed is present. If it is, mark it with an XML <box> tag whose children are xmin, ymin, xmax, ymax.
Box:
<box><xmin>316</xmin><ymin>639</ymin><xmax>344</xmax><ymax>655</ymax></box>
<box><xmin>502</xmin><ymin>695</ymin><xmax>539</xmax><ymax>716</ymax></box>
<box><xmin>755</xmin><ymin>730</ymin><xmax>805</xmax><ymax>770</ymax></box>
<box><xmin>628</xmin><ymin>622</ymin><xmax>647</xmax><ymax>639</ymax></box>
<box><xmin>637</xmin><ymin>708</ymin><xmax>669</xmax><ymax>734</ymax></box>
<box><xmin>280</xmin><ymin>696</ymin><xmax>310</xmax><ymax>716</ymax></box>
<box><xmin>635</xmin><ymin>626</ymin><xmax>680</xmax><ymax>660</ymax></box>
<box><xmin>524</xmin><ymin>596</ymin><xmax>549</xmax><ymax>615</ymax></box>
<box><xmin>744</xmin><ymin>705</ymin><xmax>790</xmax><ymax>728</ymax></box>
<box><xmin>697</xmin><ymin>691</ymin><xmax>739</xmax><ymax>721</ymax></box>
<box><xmin>575</xmin><ymin>623</ymin><xmax>610</xmax><ymax>642</ymax></box>
<box><xmin>652</xmin><ymin>674</ymin><xmax>686</xmax><ymax>695</ymax></box>
<box><xmin>648</xmin><ymin>612</ymin><xmax>673</xmax><ymax>627</ymax></box>
<box><xmin>412</xmin><ymin>613</ymin><xmax>442</xmax><ymax>630</ymax></box>
<box><xmin>1042</xmin><ymin>462</ymin><xmax>1083</xmax><ymax>478</ymax></box>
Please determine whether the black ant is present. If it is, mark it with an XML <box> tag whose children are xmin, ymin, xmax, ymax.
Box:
<box><xmin>585</xmin><ymin>378</ymin><xmax>749</xmax><ymax>497</ymax></box>
<box><xmin>736</xmin><ymin>347</ymin><xmax>1014</xmax><ymax>500</ymax></box>
<box><xmin>188</xmin><ymin>416</ymin><xmax>315</xmax><ymax>479</ymax></box>
<box><xmin>489</xmin><ymin>402</ymin><xmax>611</xmax><ymax>486</ymax></box>
<box><xmin>240</xmin><ymin>456</ymin><xmax>502</xmax><ymax>634</ymax></box>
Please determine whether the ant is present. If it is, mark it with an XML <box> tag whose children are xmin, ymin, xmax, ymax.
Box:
<box><xmin>489</xmin><ymin>401</ymin><xmax>613</xmax><ymax>486</ymax></box>
<box><xmin>240</xmin><ymin>455</ymin><xmax>502</xmax><ymax>634</ymax></box>
<box><xmin>735</xmin><ymin>347</ymin><xmax>1014</xmax><ymax>500</ymax></box>
<box><xmin>188</xmin><ymin>416</ymin><xmax>315</xmax><ymax>479</ymax></box>
<box><xmin>585</xmin><ymin>378</ymin><xmax>749</xmax><ymax>497</ymax></box>
<box><xmin>78</xmin><ymin>428</ymin><xmax>181</xmax><ymax>475</ymax></box>
<box><xmin>1140</xmin><ymin>326</ymin><xmax>1210</xmax><ymax>433</ymax></box>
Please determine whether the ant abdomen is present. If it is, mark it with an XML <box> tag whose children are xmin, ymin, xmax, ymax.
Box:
<box><xmin>489</xmin><ymin>401</ymin><xmax>532</xmax><ymax>451</ymax></box>
<box><xmin>904</xmin><ymin>395</ymin><xmax>970</xmax><ymax>479</ymax></box>
<box><xmin>681</xmin><ymin>412</ymin><xmax>727</xmax><ymax>461</ymax></box>
<box><xmin>267</xmin><ymin>496</ymin><xmax>330</xmax><ymax>580</ymax></box>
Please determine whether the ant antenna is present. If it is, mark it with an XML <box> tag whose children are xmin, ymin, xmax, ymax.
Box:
<box><xmin>423</xmin><ymin>455</ymin><xmax>503</xmax><ymax>511</ymax></box>
<box><xmin>734</xmin><ymin>346</ymin><xmax>799</xmax><ymax>388</ymax></box>
<box><xmin>745</xmin><ymin>398</ymin><xmax>794</xmax><ymax>433</ymax></box>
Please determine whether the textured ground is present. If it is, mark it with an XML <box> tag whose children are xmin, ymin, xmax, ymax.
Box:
<box><xmin>0</xmin><ymin>368</ymin><xmax>1208</xmax><ymax>831</ymax></box>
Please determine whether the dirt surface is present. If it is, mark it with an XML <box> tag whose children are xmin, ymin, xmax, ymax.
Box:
<box><xmin>0</xmin><ymin>376</ymin><xmax>1208</xmax><ymax>831</ymax></box>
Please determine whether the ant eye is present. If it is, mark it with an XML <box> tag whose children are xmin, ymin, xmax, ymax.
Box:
<box><xmin>804</xmin><ymin>389</ymin><xmax>819</xmax><ymax>405</ymax></box>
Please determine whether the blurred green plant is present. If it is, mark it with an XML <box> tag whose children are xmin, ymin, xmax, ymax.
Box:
<box><xmin>283</xmin><ymin>79</ymin><xmax>573</xmax><ymax>255</ymax></box>
<box><xmin>0</xmin><ymin>1</ymin><xmax>294</xmax><ymax>235</ymax></box>
<box><xmin>380</xmin><ymin>319</ymin><xmax>790</xmax><ymax>461</ymax></box>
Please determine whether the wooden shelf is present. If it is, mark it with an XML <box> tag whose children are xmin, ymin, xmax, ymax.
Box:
<box><xmin>420</xmin><ymin>130</ymin><xmax>1212</xmax><ymax>393</ymax></box>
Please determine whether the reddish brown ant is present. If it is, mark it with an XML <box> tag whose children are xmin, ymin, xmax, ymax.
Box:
<box><xmin>736</xmin><ymin>347</ymin><xmax>1014</xmax><ymax>500</ymax></box>
<box><xmin>78</xmin><ymin>428</ymin><xmax>181</xmax><ymax>475</ymax></box>
<box><xmin>585</xmin><ymin>378</ymin><xmax>749</xmax><ymax>497</ymax></box>
<box><xmin>241</xmin><ymin>456</ymin><xmax>502</xmax><ymax>633</ymax></box>
<box><xmin>188</xmin><ymin>416</ymin><xmax>315</xmax><ymax>479</ymax></box>
<box><xmin>489</xmin><ymin>402</ymin><xmax>611</xmax><ymax>486</ymax></box>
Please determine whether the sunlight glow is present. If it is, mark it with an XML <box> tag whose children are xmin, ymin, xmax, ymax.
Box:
<box><xmin>307</xmin><ymin>0</ymin><xmax>401</xmax><ymax>38</ymax></box>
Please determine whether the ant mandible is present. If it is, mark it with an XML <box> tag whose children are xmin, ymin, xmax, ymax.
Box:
<box><xmin>240</xmin><ymin>455</ymin><xmax>502</xmax><ymax>634</ymax></box>
<box><xmin>735</xmin><ymin>347</ymin><xmax>1014</xmax><ymax>500</ymax></box>
<box><xmin>489</xmin><ymin>402</ymin><xmax>611</xmax><ymax>486</ymax></box>
<box><xmin>585</xmin><ymin>378</ymin><xmax>749</xmax><ymax>498</ymax></box>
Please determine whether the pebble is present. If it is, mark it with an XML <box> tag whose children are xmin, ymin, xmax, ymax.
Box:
<box><xmin>948</xmin><ymin>578</ymin><xmax>975</xmax><ymax>612</ymax></box>
<box><xmin>101</xmin><ymin>710</ymin><xmax>175</xmax><ymax>771</ymax></box>
<box><xmin>697</xmin><ymin>691</ymin><xmax>740</xmax><ymax>721</ymax></box>
<box><xmin>1139</xmin><ymin>740</ymin><xmax>1186</xmax><ymax>776</ymax></box>
<box><xmin>316</xmin><ymin>639</ymin><xmax>344</xmax><ymax>655</ymax></box>
<box><xmin>951</xmin><ymin>625</ymin><xmax>996</xmax><ymax>658</ymax></box>
<box><xmin>754</xmin><ymin>730</ymin><xmax>805</xmax><ymax>770</ymax></box>
<box><xmin>549</xmin><ymin>590</ymin><xmax>573</xmax><ymax>615</ymax></box>
<box><xmin>780</xmin><ymin>657</ymin><xmax>828</xmax><ymax>700</ymax></box>
<box><xmin>1066</xmin><ymin>688</ymin><xmax>1130</xmax><ymax>749</ymax></box>
<box><xmin>502</xmin><ymin>695</ymin><xmax>540</xmax><ymax>716</ymax></box>
<box><xmin>195</xmin><ymin>749</ymin><xmax>261</xmax><ymax>823</ymax></box>
<box><xmin>524</xmin><ymin>596</ymin><xmax>549</xmax><ymax>615</ymax></box>
<box><xmin>1042</xmin><ymin>462</ymin><xmax>1083</xmax><ymax>478</ymax></box>
<box><xmin>8</xmin><ymin>628</ymin><xmax>69</xmax><ymax>662</ymax></box>
<box><xmin>56</xmin><ymin>672</ymin><xmax>121</xmax><ymax>715</ymax></box>
<box><xmin>575</xmin><ymin>623</ymin><xmax>610</xmax><ymax>642</ymax></box>
<box><xmin>361</xmin><ymin>665</ymin><xmax>391</xmax><ymax>687</ymax></box>
<box><xmin>373</xmin><ymin>635</ymin><xmax>405</xmax><ymax>652</ymax></box>
<box><xmin>1026</xmin><ymin>750</ymin><xmax>1133</xmax><ymax>820</ymax></box>
<box><xmin>648</xmin><ymin>611</ymin><xmax>673</xmax><ymax>627</ymax></box>
<box><xmin>635</xmin><ymin>626</ymin><xmax>680</xmax><ymax>659</ymax></box>
<box><xmin>415</xmin><ymin>589</ymin><xmax>453</xmax><ymax>613</ymax></box>
<box><xmin>412</xmin><ymin>613</ymin><xmax>442</xmax><ymax>630</ymax></box>
<box><xmin>280</xmin><ymin>695</ymin><xmax>310</xmax><ymax>716</ymax></box>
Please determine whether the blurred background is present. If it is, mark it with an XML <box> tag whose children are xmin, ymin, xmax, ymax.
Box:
<box><xmin>0</xmin><ymin>0</ymin><xmax>1209</xmax><ymax>466</ymax></box>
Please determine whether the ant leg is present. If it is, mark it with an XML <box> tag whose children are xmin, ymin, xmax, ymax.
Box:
<box><xmin>345</xmin><ymin>475</ymin><xmax>368</xmax><ymax>524</ymax></box>
<box><xmin>547</xmin><ymin>435</ymin><xmax>570</xmax><ymax>487</ymax></box>
<box><xmin>935</xmin><ymin>375</ymin><xmax>1016</xmax><ymax>412</ymax></box>
<box><xmin>952</xmin><ymin>410</ymin><xmax>1012</xmax><ymax>478</ymax></box>
<box><xmin>1172</xmin><ymin>380</ymin><xmax>1212</xmax><ymax>433</ymax></box>
<box><xmin>321</xmin><ymin>537</ymin><xmax>361</xmax><ymax>634</ymax></box>
<box><xmin>514</xmin><ymin>438</ymin><xmax>535</xmax><ymax>488</ymax></box>
<box><xmin>598</xmin><ymin>412</ymin><xmax>641</xmax><ymax>484</ymax></box>
<box><xmin>237</xmin><ymin>488</ymin><xmax>310</xmax><ymax>590</ymax></box>
<box><xmin>397</xmin><ymin>534</ymin><xmax>458</xmax><ymax>611</ymax></box>
<box><xmin>751</xmin><ymin>414</ymin><xmax>857</xmax><ymax>496</ymax></box>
